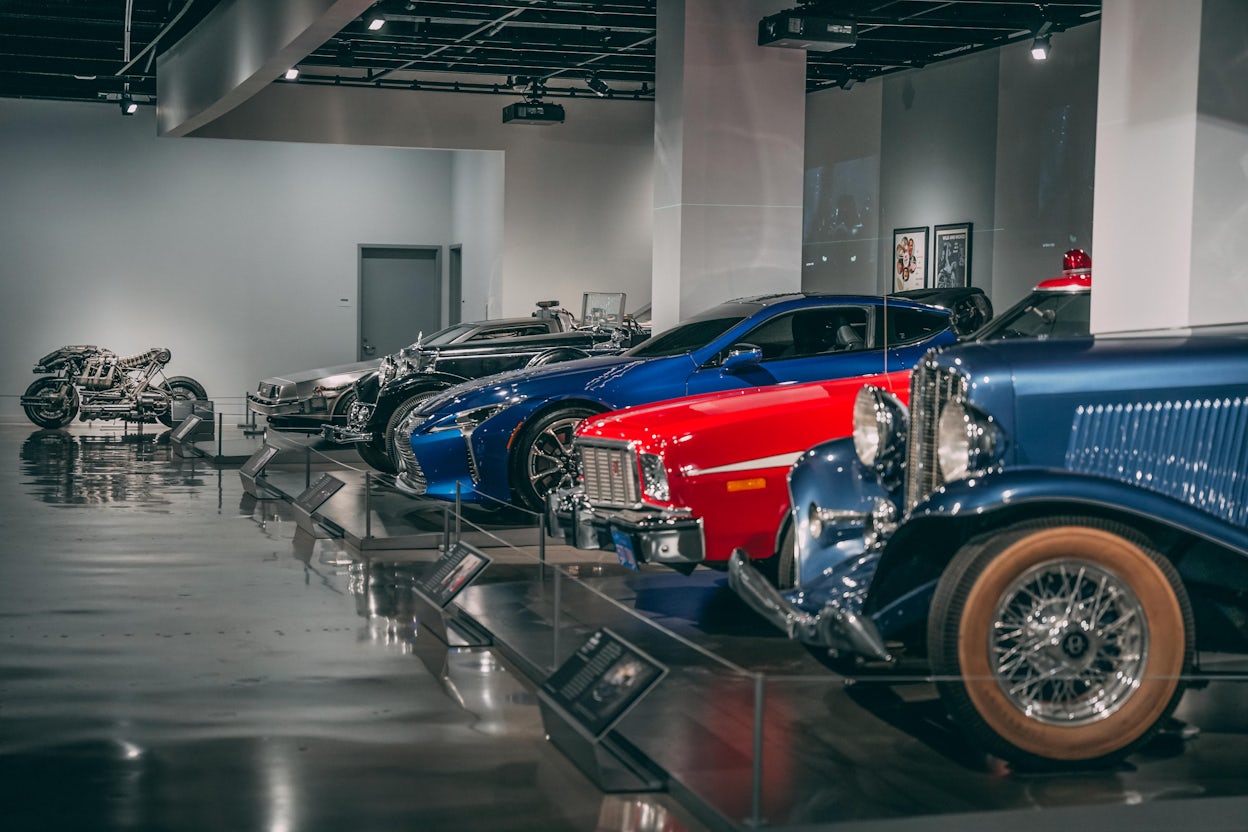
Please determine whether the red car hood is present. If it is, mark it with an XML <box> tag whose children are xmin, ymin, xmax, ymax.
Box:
<box><xmin>577</xmin><ymin>370</ymin><xmax>909</xmax><ymax>477</ymax></box>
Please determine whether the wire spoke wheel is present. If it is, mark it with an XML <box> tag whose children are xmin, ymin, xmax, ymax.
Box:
<box><xmin>928</xmin><ymin>518</ymin><xmax>1192</xmax><ymax>766</ymax></box>
<box><xmin>991</xmin><ymin>560</ymin><xmax>1146</xmax><ymax>725</ymax></box>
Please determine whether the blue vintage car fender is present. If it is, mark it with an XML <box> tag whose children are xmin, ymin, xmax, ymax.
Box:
<box><xmin>787</xmin><ymin>436</ymin><xmax>898</xmax><ymax>584</ymax></box>
<box><xmin>866</xmin><ymin>467</ymin><xmax>1248</xmax><ymax>615</ymax></box>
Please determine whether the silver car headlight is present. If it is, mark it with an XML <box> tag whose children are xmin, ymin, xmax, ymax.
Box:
<box><xmin>937</xmin><ymin>400</ymin><xmax>1002</xmax><ymax>483</ymax></box>
<box><xmin>852</xmin><ymin>385</ymin><xmax>908</xmax><ymax>471</ymax></box>
<box><xmin>639</xmin><ymin>453</ymin><xmax>669</xmax><ymax>502</ymax></box>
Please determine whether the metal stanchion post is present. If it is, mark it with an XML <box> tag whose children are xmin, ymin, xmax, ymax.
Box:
<box><xmin>454</xmin><ymin>480</ymin><xmax>462</xmax><ymax>542</ymax></box>
<box><xmin>305</xmin><ymin>445</ymin><xmax>311</xmax><ymax>489</ymax></box>
<box><xmin>538</xmin><ymin>510</ymin><xmax>546</xmax><ymax>564</ymax></box>
<box><xmin>552</xmin><ymin>565</ymin><xmax>562</xmax><ymax>670</ymax></box>
<box><xmin>442</xmin><ymin>504</ymin><xmax>450</xmax><ymax>554</ymax></box>
<box><xmin>364</xmin><ymin>471</ymin><xmax>372</xmax><ymax>540</ymax></box>
<box><xmin>217</xmin><ymin>411</ymin><xmax>223</xmax><ymax>460</ymax></box>
<box><xmin>746</xmin><ymin>673</ymin><xmax>766</xmax><ymax>828</ymax></box>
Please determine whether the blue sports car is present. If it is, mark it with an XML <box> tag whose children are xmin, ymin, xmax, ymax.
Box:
<box><xmin>395</xmin><ymin>293</ymin><xmax>961</xmax><ymax>510</ymax></box>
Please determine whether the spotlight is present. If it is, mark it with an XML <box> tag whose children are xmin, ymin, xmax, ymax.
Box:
<box><xmin>284</xmin><ymin>68</ymin><xmax>299</xmax><ymax>80</ymax></box>
<box><xmin>1030</xmin><ymin>34</ymin><xmax>1051</xmax><ymax>61</ymax></box>
<box><xmin>119</xmin><ymin>95</ymin><xmax>138</xmax><ymax>115</ymax></box>
<box><xmin>586</xmin><ymin>74</ymin><xmax>610</xmax><ymax>97</ymax></box>
<box><xmin>368</xmin><ymin>17</ymin><xmax>385</xmax><ymax>31</ymax></box>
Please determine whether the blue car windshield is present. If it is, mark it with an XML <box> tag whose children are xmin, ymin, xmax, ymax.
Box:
<box><xmin>625</xmin><ymin>316</ymin><xmax>748</xmax><ymax>358</ymax></box>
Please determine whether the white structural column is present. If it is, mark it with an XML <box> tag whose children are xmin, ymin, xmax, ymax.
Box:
<box><xmin>651</xmin><ymin>0</ymin><xmax>807</xmax><ymax>334</ymax></box>
<box><xmin>1092</xmin><ymin>0</ymin><xmax>1248</xmax><ymax>332</ymax></box>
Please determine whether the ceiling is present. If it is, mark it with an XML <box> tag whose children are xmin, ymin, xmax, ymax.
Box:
<box><xmin>0</xmin><ymin>0</ymin><xmax>1101</xmax><ymax>109</ymax></box>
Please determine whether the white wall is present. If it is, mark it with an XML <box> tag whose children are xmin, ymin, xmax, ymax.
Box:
<box><xmin>450</xmin><ymin>150</ymin><xmax>505</xmax><ymax>323</ymax></box>
<box><xmin>0</xmin><ymin>98</ymin><xmax>453</xmax><ymax>412</ymax></box>
<box><xmin>193</xmin><ymin>83</ymin><xmax>656</xmax><ymax>320</ymax></box>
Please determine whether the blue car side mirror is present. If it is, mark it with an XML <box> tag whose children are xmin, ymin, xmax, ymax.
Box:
<box><xmin>723</xmin><ymin>344</ymin><xmax>763</xmax><ymax>372</ymax></box>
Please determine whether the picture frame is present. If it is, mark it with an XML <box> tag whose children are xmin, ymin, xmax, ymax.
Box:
<box><xmin>892</xmin><ymin>226</ymin><xmax>928</xmax><ymax>292</ymax></box>
<box><xmin>932</xmin><ymin>222</ymin><xmax>973</xmax><ymax>288</ymax></box>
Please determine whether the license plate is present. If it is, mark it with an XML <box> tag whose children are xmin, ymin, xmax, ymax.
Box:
<box><xmin>611</xmin><ymin>530</ymin><xmax>639</xmax><ymax>571</ymax></box>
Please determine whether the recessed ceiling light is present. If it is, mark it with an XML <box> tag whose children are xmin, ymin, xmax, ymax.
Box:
<box><xmin>368</xmin><ymin>17</ymin><xmax>385</xmax><ymax>31</ymax></box>
<box><xmin>284</xmin><ymin>68</ymin><xmax>299</xmax><ymax>80</ymax></box>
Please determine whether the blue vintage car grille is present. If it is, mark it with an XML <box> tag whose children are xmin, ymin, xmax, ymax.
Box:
<box><xmin>906</xmin><ymin>359</ymin><xmax>968</xmax><ymax>512</ymax></box>
<box><xmin>1067</xmin><ymin>397</ymin><xmax>1248</xmax><ymax>526</ymax></box>
<box><xmin>578</xmin><ymin>441</ymin><xmax>639</xmax><ymax>508</ymax></box>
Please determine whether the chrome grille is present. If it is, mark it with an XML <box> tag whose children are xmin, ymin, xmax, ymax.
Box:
<box><xmin>579</xmin><ymin>441</ymin><xmax>640</xmax><ymax>508</ymax></box>
<box><xmin>396</xmin><ymin>417</ymin><xmax>427</xmax><ymax>494</ymax></box>
<box><xmin>905</xmin><ymin>359</ymin><xmax>968</xmax><ymax>511</ymax></box>
<box><xmin>1067</xmin><ymin>397</ymin><xmax>1248</xmax><ymax>526</ymax></box>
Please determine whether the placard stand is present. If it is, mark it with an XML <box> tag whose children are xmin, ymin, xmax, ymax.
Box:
<box><xmin>537</xmin><ymin>629</ymin><xmax>667</xmax><ymax>793</ymax></box>
<box><xmin>412</xmin><ymin>542</ymin><xmax>493</xmax><ymax>648</ymax></box>
<box><xmin>292</xmin><ymin>473</ymin><xmax>346</xmax><ymax>539</ymax></box>
<box><xmin>238</xmin><ymin>444</ymin><xmax>281</xmax><ymax>499</ymax></box>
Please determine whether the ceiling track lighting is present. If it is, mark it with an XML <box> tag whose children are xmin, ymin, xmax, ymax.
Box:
<box><xmin>119</xmin><ymin>94</ymin><xmax>137</xmax><ymax>115</ymax></box>
<box><xmin>586</xmin><ymin>74</ymin><xmax>610</xmax><ymax>98</ymax></box>
<box><xmin>1030</xmin><ymin>33</ymin><xmax>1051</xmax><ymax>61</ymax></box>
<box><xmin>284</xmin><ymin>68</ymin><xmax>300</xmax><ymax>81</ymax></box>
<box><xmin>368</xmin><ymin>17</ymin><xmax>385</xmax><ymax>31</ymax></box>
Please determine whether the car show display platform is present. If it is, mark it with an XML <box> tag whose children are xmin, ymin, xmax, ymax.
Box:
<box><xmin>211</xmin><ymin>420</ymin><xmax>1248</xmax><ymax>831</ymax></box>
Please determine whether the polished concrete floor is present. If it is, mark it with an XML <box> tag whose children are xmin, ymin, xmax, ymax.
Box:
<box><xmin>4</xmin><ymin>413</ymin><xmax>1248</xmax><ymax>832</ymax></box>
<box><xmin>0</xmin><ymin>417</ymin><xmax>695</xmax><ymax>831</ymax></box>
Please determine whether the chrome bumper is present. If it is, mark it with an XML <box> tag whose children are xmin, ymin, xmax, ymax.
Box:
<box><xmin>548</xmin><ymin>489</ymin><xmax>705</xmax><ymax>565</ymax></box>
<box><xmin>246</xmin><ymin>393</ymin><xmax>301</xmax><ymax>417</ymax></box>
<box><xmin>321</xmin><ymin>424</ymin><xmax>372</xmax><ymax>444</ymax></box>
<box><xmin>727</xmin><ymin>550</ymin><xmax>893</xmax><ymax>662</ymax></box>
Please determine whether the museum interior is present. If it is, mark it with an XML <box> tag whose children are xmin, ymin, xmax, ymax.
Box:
<box><xmin>2</xmin><ymin>1</ymin><xmax>1247</xmax><ymax>830</ymax></box>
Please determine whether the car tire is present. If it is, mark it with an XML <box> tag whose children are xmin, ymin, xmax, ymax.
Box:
<box><xmin>330</xmin><ymin>388</ymin><xmax>358</xmax><ymax>422</ymax></box>
<box><xmin>355</xmin><ymin>437</ymin><xmax>394</xmax><ymax>473</ymax></box>
<box><xmin>383</xmin><ymin>390</ymin><xmax>440</xmax><ymax>475</ymax></box>
<box><xmin>928</xmin><ymin>517</ymin><xmax>1192</xmax><ymax>768</ymax></box>
<box><xmin>510</xmin><ymin>406</ymin><xmax>597</xmax><ymax>512</ymax></box>
<box><xmin>758</xmin><ymin>519</ymin><xmax>798</xmax><ymax>589</ymax></box>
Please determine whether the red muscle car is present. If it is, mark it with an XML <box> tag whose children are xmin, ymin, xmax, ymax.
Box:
<box><xmin>549</xmin><ymin>253</ymin><xmax>1092</xmax><ymax>587</ymax></box>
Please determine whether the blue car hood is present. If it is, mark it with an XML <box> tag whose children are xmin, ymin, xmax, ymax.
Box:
<box><xmin>417</xmin><ymin>353</ymin><xmax>661</xmax><ymax>416</ymax></box>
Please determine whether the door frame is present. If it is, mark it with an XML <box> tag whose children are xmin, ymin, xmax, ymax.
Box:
<box><xmin>357</xmin><ymin>244</ymin><xmax>443</xmax><ymax>361</ymax></box>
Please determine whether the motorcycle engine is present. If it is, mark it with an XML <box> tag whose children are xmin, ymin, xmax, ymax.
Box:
<box><xmin>79</xmin><ymin>356</ymin><xmax>117</xmax><ymax>390</ymax></box>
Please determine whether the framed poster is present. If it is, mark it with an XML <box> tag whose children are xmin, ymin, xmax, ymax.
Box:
<box><xmin>932</xmin><ymin>222</ymin><xmax>973</xmax><ymax>288</ymax></box>
<box><xmin>892</xmin><ymin>227</ymin><xmax>928</xmax><ymax>292</ymax></box>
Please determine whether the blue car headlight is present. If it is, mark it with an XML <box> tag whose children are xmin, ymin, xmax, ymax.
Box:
<box><xmin>937</xmin><ymin>400</ymin><xmax>1003</xmax><ymax>482</ymax></box>
<box><xmin>427</xmin><ymin>402</ymin><xmax>516</xmax><ymax>436</ymax></box>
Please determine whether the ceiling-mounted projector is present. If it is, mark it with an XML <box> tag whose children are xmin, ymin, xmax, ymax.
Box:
<box><xmin>502</xmin><ymin>101</ymin><xmax>565</xmax><ymax>125</ymax></box>
<box><xmin>758</xmin><ymin>10</ymin><xmax>856</xmax><ymax>51</ymax></box>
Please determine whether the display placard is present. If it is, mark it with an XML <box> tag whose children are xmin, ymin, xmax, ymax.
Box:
<box><xmin>540</xmin><ymin>628</ymin><xmax>666</xmax><ymax>739</ymax></box>
<box><xmin>169</xmin><ymin>413</ymin><xmax>202</xmax><ymax>443</ymax></box>
<box><xmin>293</xmin><ymin>473</ymin><xmax>345</xmax><ymax>514</ymax></box>
<box><xmin>416</xmin><ymin>541</ymin><xmax>492</xmax><ymax>608</ymax></box>
<box><xmin>239</xmin><ymin>444</ymin><xmax>279</xmax><ymax>478</ymax></box>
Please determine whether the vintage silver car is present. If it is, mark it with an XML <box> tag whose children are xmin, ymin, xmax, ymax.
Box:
<box><xmin>248</xmin><ymin>308</ymin><xmax>574</xmax><ymax>430</ymax></box>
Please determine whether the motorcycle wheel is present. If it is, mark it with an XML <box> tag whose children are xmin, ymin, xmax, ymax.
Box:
<box><xmin>158</xmin><ymin>377</ymin><xmax>208</xmax><ymax>427</ymax></box>
<box><xmin>22</xmin><ymin>377</ymin><xmax>79</xmax><ymax>429</ymax></box>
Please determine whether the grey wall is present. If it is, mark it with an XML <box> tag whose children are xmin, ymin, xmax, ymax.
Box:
<box><xmin>0</xmin><ymin>98</ymin><xmax>453</xmax><ymax>412</ymax></box>
<box><xmin>802</xmin><ymin>23</ymin><xmax>1100</xmax><ymax>309</ymax></box>
<box><xmin>450</xmin><ymin>150</ymin><xmax>505</xmax><ymax>323</ymax></box>
<box><xmin>993</xmin><ymin>24</ymin><xmax>1099</xmax><ymax>307</ymax></box>
<box><xmin>879</xmin><ymin>54</ymin><xmax>1000</xmax><ymax>296</ymax></box>
<box><xmin>802</xmin><ymin>82</ymin><xmax>883</xmax><ymax>294</ymax></box>
<box><xmin>194</xmin><ymin>84</ymin><xmax>656</xmax><ymax>321</ymax></box>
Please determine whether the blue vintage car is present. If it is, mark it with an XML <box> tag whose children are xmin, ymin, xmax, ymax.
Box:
<box><xmin>394</xmin><ymin>294</ymin><xmax>960</xmax><ymax>510</ymax></box>
<box><xmin>730</xmin><ymin>324</ymin><xmax>1248</xmax><ymax>767</ymax></box>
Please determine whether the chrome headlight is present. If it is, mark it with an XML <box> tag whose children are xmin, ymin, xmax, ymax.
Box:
<box><xmin>852</xmin><ymin>385</ymin><xmax>909</xmax><ymax>471</ymax></box>
<box><xmin>937</xmin><ymin>400</ymin><xmax>1002</xmax><ymax>483</ymax></box>
<box><xmin>639</xmin><ymin>453</ymin><xmax>669</xmax><ymax>502</ymax></box>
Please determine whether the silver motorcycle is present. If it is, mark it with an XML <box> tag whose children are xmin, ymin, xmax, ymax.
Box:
<box><xmin>21</xmin><ymin>345</ymin><xmax>207</xmax><ymax>429</ymax></box>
